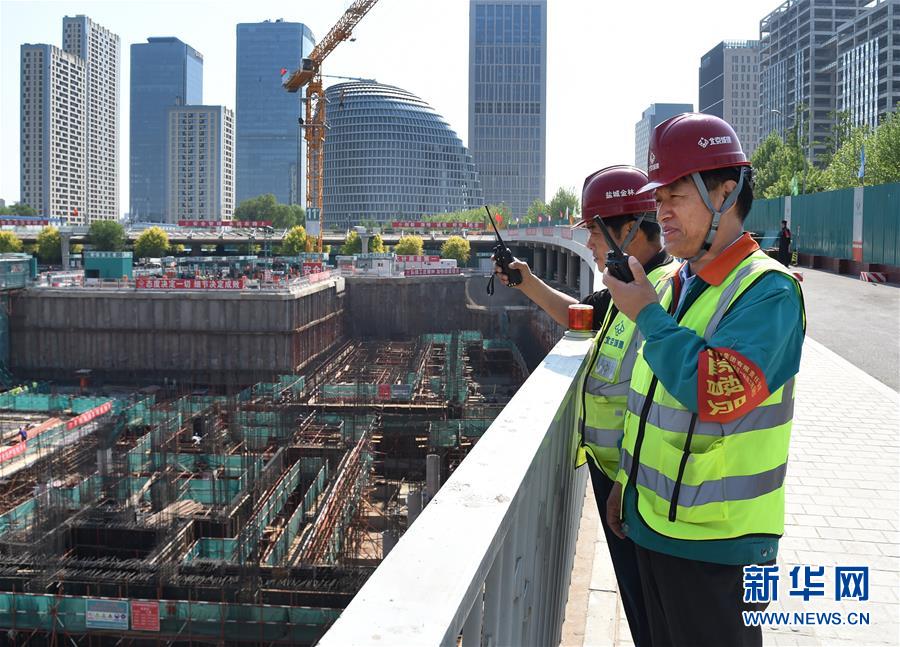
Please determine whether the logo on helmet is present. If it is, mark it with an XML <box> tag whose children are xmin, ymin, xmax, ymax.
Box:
<box><xmin>604</xmin><ymin>189</ymin><xmax>636</xmax><ymax>199</ymax></box>
<box><xmin>698</xmin><ymin>135</ymin><xmax>733</xmax><ymax>149</ymax></box>
<box><xmin>648</xmin><ymin>152</ymin><xmax>659</xmax><ymax>172</ymax></box>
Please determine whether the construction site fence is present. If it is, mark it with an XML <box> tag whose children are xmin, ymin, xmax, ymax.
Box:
<box><xmin>750</xmin><ymin>181</ymin><xmax>900</xmax><ymax>265</ymax></box>
<box><xmin>0</xmin><ymin>592</ymin><xmax>340</xmax><ymax>642</ymax></box>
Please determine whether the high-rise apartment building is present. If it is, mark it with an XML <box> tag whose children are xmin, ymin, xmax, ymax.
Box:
<box><xmin>235</xmin><ymin>20</ymin><xmax>315</xmax><ymax>208</ymax></box>
<box><xmin>699</xmin><ymin>41</ymin><xmax>761</xmax><ymax>156</ymax></box>
<box><xmin>634</xmin><ymin>103</ymin><xmax>693</xmax><ymax>170</ymax></box>
<box><xmin>468</xmin><ymin>0</ymin><xmax>546</xmax><ymax>219</ymax></box>
<box><xmin>20</xmin><ymin>44</ymin><xmax>87</xmax><ymax>222</ymax></box>
<box><xmin>167</xmin><ymin>106</ymin><xmax>235</xmax><ymax>223</ymax></box>
<box><xmin>63</xmin><ymin>15</ymin><xmax>120</xmax><ymax>221</ymax></box>
<box><xmin>834</xmin><ymin>0</ymin><xmax>900</xmax><ymax>129</ymax></box>
<box><xmin>130</xmin><ymin>37</ymin><xmax>203</xmax><ymax>222</ymax></box>
<box><xmin>758</xmin><ymin>0</ymin><xmax>868</xmax><ymax>160</ymax></box>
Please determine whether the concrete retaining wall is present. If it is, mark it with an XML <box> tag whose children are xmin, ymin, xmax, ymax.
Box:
<box><xmin>9</xmin><ymin>279</ymin><xmax>345</xmax><ymax>387</ymax></box>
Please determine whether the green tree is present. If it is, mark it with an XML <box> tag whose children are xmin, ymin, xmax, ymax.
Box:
<box><xmin>820</xmin><ymin>108</ymin><xmax>900</xmax><ymax>190</ymax></box>
<box><xmin>134</xmin><ymin>226</ymin><xmax>170</xmax><ymax>258</ymax></box>
<box><xmin>169</xmin><ymin>243</ymin><xmax>186</xmax><ymax>254</ymax></box>
<box><xmin>234</xmin><ymin>193</ymin><xmax>278</xmax><ymax>222</ymax></box>
<box><xmin>369</xmin><ymin>234</ymin><xmax>385</xmax><ymax>253</ymax></box>
<box><xmin>525</xmin><ymin>198</ymin><xmax>549</xmax><ymax>224</ymax></box>
<box><xmin>0</xmin><ymin>202</ymin><xmax>36</xmax><ymax>216</ymax></box>
<box><xmin>234</xmin><ymin>194</ymin><xmax>306</xmax><ymax>229</ymax></box>
<box><xmin>0</xmin><ymin>231</ymin><xmax>23</xmax><ymax>253</ymax></box>
<box><xmin>547</xmin><ymin>187</ymin><xmax>580</xmax><ymax>223</ymax></box>
<box><xmin>340</xmin><ymin>231</ymin><xmax>385</xmax><ymax>254</ymax></box>
<box><xmin>440</xmin><ymin>235</ymin><xmax>470</xmax><ymax>265</ymax></box>
<box><xmin>393</xmin><ymin>234</ymin><xmax>424</xmax><ymax>255</ymax></box>
<box><xmin>281</xmin><ymin>225</ymin><xmax>308</xmax><ymax>255</ymax></box>
<box><xmin>749</xmin><ymin>131</ymin><xmax>784</xmax><ymax>198</ymax></box>
<box><xmin>36</xmin><ymin>226</ymin><xmax>61</xmax><ymax>264</ymax></box>
<box><xmin>88</xmin><ymin>219</ymin><xmax>126</xmax><ymax>251</ymax></box>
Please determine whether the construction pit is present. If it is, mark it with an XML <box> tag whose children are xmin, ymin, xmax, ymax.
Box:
<box><xmin>0</xmin><ymin>330</ymin><xmax>528</xmax><ymax>645</ymax></box>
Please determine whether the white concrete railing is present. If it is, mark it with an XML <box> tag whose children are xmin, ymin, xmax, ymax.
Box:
<box><xmin>319</xmin><ymin>333</ymin><xmax>593</xmax><ymax>647</ymax></box>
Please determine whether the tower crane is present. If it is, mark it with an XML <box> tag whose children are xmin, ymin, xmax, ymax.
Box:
<box><xmin>283</xmin><ymin>0</ymin><xmax>382</xmax><ymax>252</ymax></box>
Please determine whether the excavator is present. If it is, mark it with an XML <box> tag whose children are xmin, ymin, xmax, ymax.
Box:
<box><xmin>283</xmin><ymin>0</ymin><xmax>382</xmax><ymax>252</ymax></box>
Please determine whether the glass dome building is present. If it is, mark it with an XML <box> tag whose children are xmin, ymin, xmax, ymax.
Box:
<box><xmin>323</xmin><ymin>82</ymin><xmax>482</xmax><ymax>229</ymax></box>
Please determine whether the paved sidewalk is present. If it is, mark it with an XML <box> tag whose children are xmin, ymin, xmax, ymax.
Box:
<box><xmin>569</xmin><ymin>338</ymin><xmax>900</xmax><ymax>646</ymax></box>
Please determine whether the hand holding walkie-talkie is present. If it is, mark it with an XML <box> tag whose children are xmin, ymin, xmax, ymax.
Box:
<box><xmin>486</xmin><ymin>206</ymin><xmax>522</xmax><ymax>288</ymax></box>
<box><xmin>595</xmin><ymin>214</ymin><xmax>647</xmax><ymax>283</ymax></box>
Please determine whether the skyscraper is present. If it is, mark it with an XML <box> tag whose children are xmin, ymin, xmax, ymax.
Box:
<box><xmin>468</xmin><ymin>0</ymin><xmax>546</xmax><ymax>219</ymax></box>
<box><xmin>20</xmin><ymin>44</ymin><xmax>87</xmax><ymax>222</ymax></box>
<box><xmin>699</xmin><ymin>41</ymin><xmax>761</xmax><ymax>156</ymax></box>
<box><xmin>167</xmin><ymin>105</ymin><xmax>235</xmax><ymax>223</ymax></box>
<box><xmin>63</xmin><ymin>15</ymin><xmax>120</xmax><ymax>221</ymax></box>
<box><xmin>634</xmin><ymin>103</ymin><xmax>693</xmax><ymax>170</ymax></box>
<box><xmin>130</xmin><ymin>37</ymin><xmax>203</xmax><ymax>222</ymax></box>
<box><xmin>834</xmin><ymin>0</ymin><xmax>899</xmax><ymax>130</ymax></box>
<box><xmin>758</xmin><ymin>0</ymin><xmax>865</xmax><ymax>160</ymax></box>
<box><xmin>235</xmin><ymin>20</ymin><xmax>315</xmax><ymax>208</ymax></box>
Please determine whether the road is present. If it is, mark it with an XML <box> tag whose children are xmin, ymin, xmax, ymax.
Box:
<box><xmin>797</xmin><ymin>267</ymin><xmax>899</xmax><ymax>390</ymax></box>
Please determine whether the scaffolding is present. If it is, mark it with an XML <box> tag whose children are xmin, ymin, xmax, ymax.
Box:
<box><xmin>0</xmin><ymin>329</ymin><xmax>529</xmax><ymax>644</ymax></box>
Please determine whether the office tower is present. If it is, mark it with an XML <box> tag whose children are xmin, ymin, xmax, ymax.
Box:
<box><xmin>699</xmin><ymin>41</ymin><xmax>761</xmax><ymax>156</ymax></box>
<box><xmin>235</xmin><ymin>20</ymin><xmax>315</xmax><ymax>207</ymax></box>
<box><xmin>758</xmin><ymin>0</ymin><xmax>869</xmax><ymax>160</ymax></box>
<box><xmin>130</xmin><ymin>37</ymin><xmax>203</xmax><ymax>222</ymax></box>
<box><xmin>834</xmin><ymin>0</ymin><xmax>900</xmax><ymax>130</ymax></box>
<box><xmin>634</xmin><ymin>103</ymin><xmax>693</xmax><ymax>170</ymax></box>
<box><xmin>20</xmin><ymin>44</ymin><xmax>87</xmax><ymax>222</ymax></box>
<box><xmin>63</xmin><ymin>15</ymin><xmax>120</xmax><ymax>221</ymax></box>
<box><xmin>468</xmin><ymin>0</ymin><xmax>547</xmax><ymax>219</ymax></box>
<box><xmin>167</xmin><ymin>106</ymin><xmax>235</xmax><ymax>222</ymax></box>
<box><xmin>323</xmin><ymin>82</ymin><xmax>482</xmax><ymax>230</ymax></box>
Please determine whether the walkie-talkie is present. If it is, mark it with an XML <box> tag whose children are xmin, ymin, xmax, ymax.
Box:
<box><xmin>594</xmin><ymin>214</ymin><xmax>647</xmax><ymax>283</ymax></box>
<box><xmin>486</xmin><ymin>206</ymin><xmax>522</xmax><ymax>287</ymax></box>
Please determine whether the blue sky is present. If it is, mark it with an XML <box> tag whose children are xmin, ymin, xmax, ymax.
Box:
<box><xmin>1</xmin><ymin>0</ymin><xmax>769</xmax><ymax>215</ymax></box>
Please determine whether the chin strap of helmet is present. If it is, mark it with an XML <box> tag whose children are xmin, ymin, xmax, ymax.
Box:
<box><xmin>686</xmin><ymin>167</ymin><xmax>748</xmax><ymax>263</ymax></box>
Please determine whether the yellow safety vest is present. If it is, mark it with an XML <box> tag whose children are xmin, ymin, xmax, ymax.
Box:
<box><xmin>616</xmin><ymin>251</ymin><xmax>805</xmax><ymax>540</ymax></box>
<box><xmin>575</xmin><ymin>259</ymin><xmax>680</xmax><ymax>478</ymax></box>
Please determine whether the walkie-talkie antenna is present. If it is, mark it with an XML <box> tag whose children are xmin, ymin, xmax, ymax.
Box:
<box><xmin>485</xmin><ymin>206</ymin><xmax>505</xmax><ymax>244</ymax></box>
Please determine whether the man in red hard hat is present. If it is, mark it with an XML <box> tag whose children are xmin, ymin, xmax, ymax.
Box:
<box><xmin>603</xmin><ymin>113</ymin><xmax>806</xmax><ymax>647</ymax></box>
<box><xmin>496</xmin><ymin>165</ymin><xmax>678</xmax><ymax>646</ymax></box>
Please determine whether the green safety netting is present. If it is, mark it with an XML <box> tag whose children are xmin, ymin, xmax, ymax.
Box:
<box><xmin>0</xmin><ymin>593</ymin><xmax>339</xmax><ymax>640</ymax></box>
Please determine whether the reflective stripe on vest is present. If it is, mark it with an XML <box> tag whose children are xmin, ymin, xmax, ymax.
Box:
<box><xmin>627</xmin><ymin>377</ymin><xmax>795</xmax><ymax>438</ymax></box>
<box><xmin>577</xmin><ymin>259</ymin><xmax>679</xmax><ymax>478</ymax></box>
<box><xmin>621</xmin><ymin>450</ymin><xmax>787</xmax><ymax>507</ymax></box>
<box><xmin>618</xmin><ymin>251</ymin><xmax>804</xmax><ymax>541</ymax></box>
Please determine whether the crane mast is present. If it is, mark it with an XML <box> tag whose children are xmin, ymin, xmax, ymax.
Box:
<box><xmin>283</xmin><ymin>0</ymin><xmax>381</xmax><ymax>252</ymax></box>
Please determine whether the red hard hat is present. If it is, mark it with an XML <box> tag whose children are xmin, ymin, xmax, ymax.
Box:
<box><xmin>574</xmin><ymin>165</ymin><xmax>656</xmax><ymax>228</ymax></box>
<box><xmin>639</xmin><ymin>112</ymin><xmax>749</xmax><ymax>193</ymax></box>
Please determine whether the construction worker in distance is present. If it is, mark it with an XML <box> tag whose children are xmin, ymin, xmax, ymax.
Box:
<box><xmin>603</xmin><ymin>113</ymin><xmax>806</xmax><ymax>647</ymax></box>
<box><xmin>494</xmin><ymin>165</ymin><xmax>679</xmax><ymax>647</ymax></box>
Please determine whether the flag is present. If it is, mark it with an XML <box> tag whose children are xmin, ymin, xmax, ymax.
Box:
<box><xmin>790</xmin><ymin>174</ymin><xmax>799</xmax><ymax>196</ymax></box>
<box><xmin>567</xmin><ymin>206</ymin><xmax>573</xmax><ymax>226</ymax></box>
<box><xmin>857</xmin><ymin>144</ymin><xmax>866</xmax><ymax>180</ymax></box>
<box><xmin>538</xmin><ymin>215</ymin><xmax>543</xmax><ymax>224</ymax></box>
<box><xmin>496</xmin><ymin>213</ymin><xmax>503</xmax><ymax>225</ymax></box>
